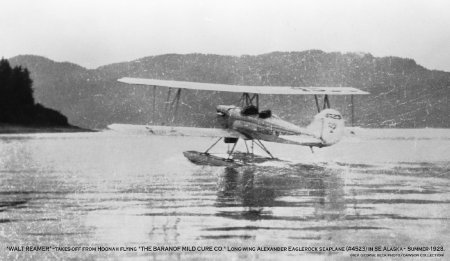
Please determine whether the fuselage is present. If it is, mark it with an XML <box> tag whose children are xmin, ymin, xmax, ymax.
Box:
<box><xmin>216</xmin><ymin>105</ymin><xmax>316</xmax><ymax>143</ymax></box>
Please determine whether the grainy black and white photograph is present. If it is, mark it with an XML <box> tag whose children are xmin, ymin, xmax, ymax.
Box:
<box><xmin>1</xmin><ymin>0</ymin><xmax>449</xmax><ymax>260</ymax></box>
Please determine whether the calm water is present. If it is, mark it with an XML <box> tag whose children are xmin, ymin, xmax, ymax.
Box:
<box><xmin>0</xmin><ymin>129</ymin><xmax>449</xmax><ymax>260</ymax></box>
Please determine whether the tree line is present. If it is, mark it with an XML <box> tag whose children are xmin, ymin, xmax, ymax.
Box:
<box><xmin>0</xmin><ymin>58</ymin><xmax>69</xmax><ymax>126</ymax></box>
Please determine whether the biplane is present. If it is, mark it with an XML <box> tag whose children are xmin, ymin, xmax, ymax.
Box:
<box><xmin>109</xmin><ymin>78</ymin><xmax>369</xmax><ymax>166</ymax></box>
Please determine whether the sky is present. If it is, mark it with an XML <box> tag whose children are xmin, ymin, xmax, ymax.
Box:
<box><xmin>1</xmin><ymin>0</ymin><xmax>450</xmax><ymax>71</ymax></box>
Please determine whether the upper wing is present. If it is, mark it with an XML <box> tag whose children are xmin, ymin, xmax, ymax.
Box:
<box><xmin>118</xmin><ymin>77</ymin><xmax>369</xmax><ymax>95</ymax></box>
<box><xmin>108</xmin><ymin>124</ymin><xmax>244</xmax><ymax>138</ymax></box>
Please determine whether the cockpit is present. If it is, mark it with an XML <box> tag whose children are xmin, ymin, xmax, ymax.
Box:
<box><xmin>240</xmin><ymin>105</ymin><xmax>272</xmax><ymax>119</ymax></box>
<box><xmin>258</xmin><ymin>109</ymin><xmax>272</xmax><ymax>119</ymax></box>
<box><xmin>240</xmin><ymin>105</ymin><xmax>259</xmax><ymax>116</ymax></box>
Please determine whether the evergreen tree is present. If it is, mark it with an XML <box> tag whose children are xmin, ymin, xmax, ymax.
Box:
<box><xmin>0</xmin><ymin>58</ymin><xmax>12</xmax><ymax>107</ymax></box>
<box><xmin>0</xmin><ymin>57</ymin><xmax>67</xmax><ymax>126</ymax></box>
<box><xmin>10</xmin><ymin>66</ymin><xmax>35</xmax><ymax>107</ymax></box>
<box><xmin>0</xmin><ymin>58</ymin><xmax>34</xmax><ymax>122</ymax></box>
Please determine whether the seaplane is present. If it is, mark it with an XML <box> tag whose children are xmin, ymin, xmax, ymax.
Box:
<box><xmin>109</xmin><ymin>78</ymin><xmax>369</xmax><ymax>166</ymax></box>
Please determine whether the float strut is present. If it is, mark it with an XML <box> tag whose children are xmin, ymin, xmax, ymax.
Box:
<box><xmin>254</xmin><ymin>139</ymin><xmax>274</xmax><ymax>158</ymax></box>
<box><xmin>204</xmin><ymin>137</ymin><xmax>222</xmax><ymax>154</ymax></box>
<box><xmin>244</xmin><ymin>140</ymin><xmax>250</xmax><ymax>154</ymax></box>
<box><xmin>227</xmin><ymin>140</ymin><xmax>238</xmax><ymax>159</ymax></box>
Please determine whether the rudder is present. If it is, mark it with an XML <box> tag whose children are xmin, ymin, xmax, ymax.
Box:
<box><xmin>306</xmin><ymin>109</ymin><xmax>345</xmax><ymax>146</ymax></box>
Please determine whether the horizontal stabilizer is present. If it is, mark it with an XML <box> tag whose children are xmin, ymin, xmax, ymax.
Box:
<box><xmin>118</xmin><ymin>77</ymin><xmax>369</xmax><ymax>95</ymax></box>
<box><xmin>108</xmin><ymin>124</ymin><xmax>244</xmax><ymax>138</ymax></box>
<box><xmin>277</xmin><ymin>135</ymin><xmax>324</xmax><ymax>147</ymax></box>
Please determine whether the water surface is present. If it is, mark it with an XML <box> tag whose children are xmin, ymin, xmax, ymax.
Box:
<box><xmin>0</xmin><ymin>129</ymin><xmax>449</xmax><ymax>260</ymax></box>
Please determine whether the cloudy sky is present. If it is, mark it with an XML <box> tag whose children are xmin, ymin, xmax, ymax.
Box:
<box><xmin>1</xmin><ymin>0</ymin><xmax>449</xmax><ymax>71</ymax></box>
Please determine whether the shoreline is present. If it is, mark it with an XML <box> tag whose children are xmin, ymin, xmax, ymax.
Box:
<box><xmin>0</xmin><ymin>124</ymin><xmax>94</xmax><ymax>134</ymax></box>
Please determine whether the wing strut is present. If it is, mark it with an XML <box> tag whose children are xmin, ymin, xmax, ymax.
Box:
<box><xmin>170</xmin><ymin>89</ymin><xmax>182</xmax><ymax>122</ymax></box>
<box><xmin>164</xmin><ymin>87</ymin><xmax>172</xmax><ymax>113</ymax></box>
<box><xmin>351</xmin><ymin>94</ymin><xmax>354</xmax><ymax>126</ymax></box>
<box><xmin>314</xmin><ymin>95</ymin><xmax>321</xmax><ymax>112</ymax></box>
<box><xmin>152</xmin><ymin>85</ymin><xmax>156</xmax><ymax>123</ymax></box>
<box><xmin>323</xmin><ymin>95</ymin><xmax>331</xmax><ymax>109</ymax></box>
<box><xmin>159</xmin><ymin>87</ymin><xmax>183</xmax><ymax>125</ymax></box>
<box><xmin>240</xmin><ymin>93</ymin><xmax>259</xmax><ymax>110</ymax></box>
<box><xmin>314</xmin><ymin>94</ymin><xmax>331</xmax><ymax>112</ymax></box>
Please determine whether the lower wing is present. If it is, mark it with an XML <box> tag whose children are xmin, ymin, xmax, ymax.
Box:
<box><xmin>108</xmin><ymin>124</ymin><xmax>324</xmax><ymax>147</ymax></box>
<box><xmin>108</xmin><ymin>124</ymin><xmax>244</xmax><ymax>138</ymax></box>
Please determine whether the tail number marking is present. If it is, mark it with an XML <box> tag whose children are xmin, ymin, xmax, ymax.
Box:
<box><xmin>325</xmin><ymin>113</ymin><xmax>342</xmax><ymax>120</ymax></box>
<box><xmin>328</xmin><ymin>122</ymin><xmax>337</xmax><ymax>133</ymax></box>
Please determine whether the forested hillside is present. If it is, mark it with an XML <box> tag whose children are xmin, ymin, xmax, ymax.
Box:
<box><xmin>0</xmin><ymin>58</ymin><xmax>70</xmax><ymax>127</ymax></box>
<box><xmin>9</xmin><ymin>51</ymin><xmax>450</xmax><ymax>129</ymax></box>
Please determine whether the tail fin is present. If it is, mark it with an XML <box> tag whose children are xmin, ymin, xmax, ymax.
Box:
<box><xmin>306</xmin><ymin>109</ymin><xmax>345</xmax><ymax>146</ymax></box>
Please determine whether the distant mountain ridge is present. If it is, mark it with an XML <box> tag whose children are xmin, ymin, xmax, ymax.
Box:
<box><xmin>9</xmin><ymin>51</ymin><xmax>450</xmax><ymax>129</ymax></box>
